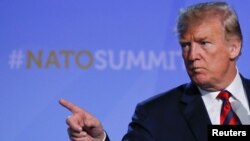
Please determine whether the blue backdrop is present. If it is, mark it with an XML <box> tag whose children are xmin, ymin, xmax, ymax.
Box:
<box><xmin>1</xmin><ymin>0</ymin><xmax>250</xmax><ymax>141</ymax></box>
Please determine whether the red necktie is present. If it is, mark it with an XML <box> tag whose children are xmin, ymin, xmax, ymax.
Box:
<box><xmin>217</xmin><ymin>91</ymin><xmax>241</xmax><ymax>125</ymax></box>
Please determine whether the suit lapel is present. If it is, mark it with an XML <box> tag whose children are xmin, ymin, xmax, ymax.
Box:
<box><xmin>241</xmin><ymin>75</ymin><xmax>250</xmax><ymax>109</ymax></box>
<box><xmin>180</xmin><ymin>83</ymin><xmax>211</xmax><ymax>141</ymax></box>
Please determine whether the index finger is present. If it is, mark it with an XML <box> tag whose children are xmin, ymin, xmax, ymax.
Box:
<box><xmin>59</xmin><ymin>98</ymin><xmax>83</xmax><ymax>114</ymax></box>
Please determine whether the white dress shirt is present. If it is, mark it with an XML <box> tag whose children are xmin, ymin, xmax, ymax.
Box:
<box><xmin>200</xmin><ymin>70</ymin><xmax>250</xmax><ymax>124</ymax></box>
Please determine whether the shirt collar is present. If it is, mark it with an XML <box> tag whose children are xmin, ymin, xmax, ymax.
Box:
<box><xmin>225</xmin><ymin>70</ymin><xmax>242</xmax><ymax>101</ymax></box>
<box><xmin>199</xmin><ymin>68</ymin><xmax>243</xmax><ymax>102</ymax></box>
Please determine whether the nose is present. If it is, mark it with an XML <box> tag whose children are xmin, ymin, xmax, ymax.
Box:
<box><xmin>187</xmin><ymin>43</ymin><xmax>198</xmax><ymax>61</ymax></box>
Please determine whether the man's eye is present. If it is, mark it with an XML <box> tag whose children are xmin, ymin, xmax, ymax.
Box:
<box><xmin>180</xmin><ymin>42</ymin><xmax>191</xmax><ymax>49</ymax></box>
<box><xmin>200</xmin><ymin>41</ymin><xmax>209</xmax><ymax>46</ymax></box>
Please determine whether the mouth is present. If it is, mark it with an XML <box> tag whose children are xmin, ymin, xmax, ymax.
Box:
<box><xmin>189</xmin><ymin>67</ymin><xmax>203</xmax><ymax>73</ymax></box>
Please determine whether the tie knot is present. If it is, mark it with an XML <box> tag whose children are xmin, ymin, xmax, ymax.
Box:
<box><xmin>217</xmin><ymin>91</ymin><xmax>231</xmax><ymax>101</ymax></box>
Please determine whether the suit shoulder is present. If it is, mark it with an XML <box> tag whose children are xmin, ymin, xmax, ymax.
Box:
<box><xmin>241</xmin><ymin>75</ymin><xmax>250</xmax><ymax>83</ymax></box>
<box><xmin>240</xmin><ymin>74</ymin><xmax>250</xmax><ymax>86</ymax></box>
<box><xmin>138</xmin><ymin>83</ymin><xmax>189</xmax><ymax>107</ymax></box>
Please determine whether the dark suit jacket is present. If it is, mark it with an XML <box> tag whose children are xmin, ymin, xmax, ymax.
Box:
<box><xmin>118</xmin><ymin>75</ymin><xmax>250</xmax><ymax>141</ymax></box>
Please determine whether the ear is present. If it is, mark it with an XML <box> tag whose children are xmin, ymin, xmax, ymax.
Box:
<box><xmin>228</xmin><ymin>38</ymin><xmax>241</xmax><ymax>59</ymax></box>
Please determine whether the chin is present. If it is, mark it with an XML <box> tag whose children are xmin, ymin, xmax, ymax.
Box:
<box><xmin>191</xmin><ymin>75</ymin><xmax>209</xmax><ymax>86</ymax></box>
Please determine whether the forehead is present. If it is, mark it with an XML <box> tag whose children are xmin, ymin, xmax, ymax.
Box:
<box><xmin>179</xmin><ymin>18</ymin><xmax>225</xmax><ymax>40</ymax></box>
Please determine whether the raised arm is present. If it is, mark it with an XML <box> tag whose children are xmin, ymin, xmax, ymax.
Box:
<box><xmin>59</xmin><ymin>98</ymin><xmax>106</xmax><ymax>141</ymax></box>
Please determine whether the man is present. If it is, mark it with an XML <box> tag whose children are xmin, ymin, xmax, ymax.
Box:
<box><xmin>59</xmin><ymin>1</ymin><xmax>250</xmax><ymax>141</ymax></box>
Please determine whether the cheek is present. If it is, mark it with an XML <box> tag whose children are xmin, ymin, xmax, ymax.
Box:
<box><xmin>207</xmin><ymin>54</ymin><xmax>228</xmax><ymax>73</ymax></box>
<box><xmin>210</xmin><ymin>50</ymin><xmax>229</xmax><ymax>63</ymax></box>
<box><xmin>182</xmin><ymin>52</ymin><xmax>188</xmax><ymax>61</ymax></box>
<box><xmin>182</xmin><ymin>56</ymin><xmax>189</xmax><ymax>67</ymax></box>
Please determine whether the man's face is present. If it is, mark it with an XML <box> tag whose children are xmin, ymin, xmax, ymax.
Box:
<box><xmin>179</xmin><ymin>18</ymin><xmax>239</xmax><ymax>91</ymax></box>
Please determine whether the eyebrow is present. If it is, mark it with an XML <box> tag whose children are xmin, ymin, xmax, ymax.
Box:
<box><xmin>195</xmin><ymin>36</ymin><xmax>209</xmax><ymax>41</ymax></box>
<box><xmin>179</xmin><ymin>36</ymin><xmax>209</xmax><ymax>42</ymax></box>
